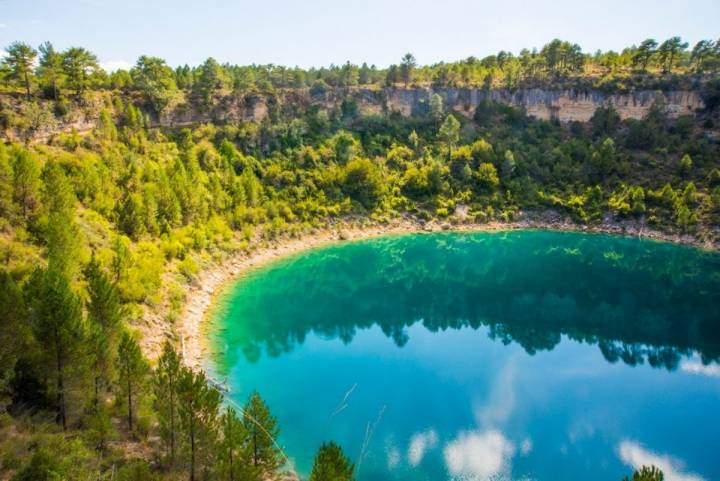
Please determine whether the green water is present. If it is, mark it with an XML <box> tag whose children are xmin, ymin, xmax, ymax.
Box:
<box><xmin>207</xmin><ymin>230</ymin><xmax>720</xmax><ymax>481</ymax></box>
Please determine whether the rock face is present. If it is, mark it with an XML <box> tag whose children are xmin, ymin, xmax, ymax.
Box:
<box><xmin>1</xmin><ymin>86</ymin><xmax>706</xmax><ymax>143</ymax></box>
<box><xmin>380</xmin><ymin>87</ymin><xmax>703</xmax><ymax>122</ymax></box>
<box><xmin>169</xmin><ymin>87</ymin><xmax>703</xmax><ymax>125</ymax></box>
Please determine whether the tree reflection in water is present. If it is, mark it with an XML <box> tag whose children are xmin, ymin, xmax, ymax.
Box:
<box><xmin>209</xmin><ymin>231</ymin><xmax>720</xmax><ymax>374</ymax></box>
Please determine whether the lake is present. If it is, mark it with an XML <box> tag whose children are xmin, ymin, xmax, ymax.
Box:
<box><xmin>207</xmin><ymin>231</ymin><xmax>720</xmax><ymax>481</ymax></box>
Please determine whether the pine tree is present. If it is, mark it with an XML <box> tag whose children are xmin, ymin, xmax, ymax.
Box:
<box><xmin>0</xmin><ymin>144</ymin><xmax>13</xmax><ymax>220</ymax></box>
<box><xmin>40</xmin><ymin>162</ymin><xmax>82</xmax><ymax>280</ymax></box>
<box><xmin>11</xmin><ymin>149</ymin><xmax>41</xmax><ymax>225</ymax></box>
<box><xmin>116</xmin><ymin>331</ymin><xmax>148</xmax><ymax>431</ymax></box>
<box><xmin>85</xmin><ymin>255</ymin><xmax>124</xmax><ymax>408</ymax></box>
<box><xmin>243</xmin><ymin>391</ymin><xmax>281</xmax><ymax>473</ymax></box>
<box><xmin>37</xmin><ymin>41</ymin><xmax>64</xmax><ymax>100</ymax></box>
<box><xmin>438</xmin><ymin>115</ymin><xmax>460</xmax><ymax>157</ymax></box>
<box><xmin>177</xmin><ymin>368</ymin><xmax>221</xmax><ymax>481</ymax></box>
<box><xmin>0</xmin><ymin>271</ymin><xmax>28</xmax><ymax>389</ymax></box>
<box><xmin>25</xmin><ymin>267</ymin><xmax>85</xmax><ymax>430</ymax></box>
<box><xmin>2</xmin><ymin>42</ymin><xmax>37</xmax><ymax>99</ymax></box>
<box><xmin>154</xmin><ymin>340</ymin><xmax>182</xmax><ymax>465</ymax></box>
<box><xmin>309</xmin><ymin>442</ymin><xmax>355</xmax><ymax>481</ymax></box>
<box><xmin>218</xmin><ymin>407</ymin><xmax>255</xmax><ymax>481</ymax></box>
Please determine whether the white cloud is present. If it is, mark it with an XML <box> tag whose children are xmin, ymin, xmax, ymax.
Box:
<box><xmin>387</xmin><ymin>446</ymin><xmax>401</xmax><ymax>470</ymax></box>
<box><xmin>0</xmin><ymin>23</ymin><xmax>7</xmax><ymax>29</ymax></box>
<box><xmin>520</xmin><ymin>437</ymin><xmax>533</xmax><ymax>455</ymax></box>
<box><xmin>618</xmin><ymin>440</ymin><xmax>705</xmax><ymax>481</ymax></box>
<box><xmin>408</xmin><ymin>429</ymin><xmax>438</xmax><ymax>467</ymax></box>
<box><xmin>475</xmin><ymin>358</ymin><xmax>517</xmax><ymax>428</ymax></box>
<box><xmin>444</xmin><ymin>430</ymin><xmax>515</xmax><ymax>481</ymax></box>
<box><xmin>680</xmin><ymin>360</ymin><xmax>720</xmax><ymax>378</ymax></box>
<box><xmin>100</xmin><ymin>60</ymin><xmax>134</xmax><ymax>72</ymax></box>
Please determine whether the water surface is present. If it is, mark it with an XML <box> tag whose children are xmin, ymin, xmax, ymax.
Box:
<box><xmin>207</xmin><ymin>231</ymin><xmax>720</xmax><ymax>481</ymax></box>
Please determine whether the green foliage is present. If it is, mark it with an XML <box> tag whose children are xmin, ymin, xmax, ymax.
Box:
<box><xmin>154</xmin><ymin>341</ymin><xmax>183</xmax><ymax>465</ymax></box>
<box><xmin>25</xmin><ymin>266</ymin><xmax>85</xmax><ymax>429</ymax></box>
<box><xmin>177</xmin><ymin>368</ymin><xmax>221</xmax><ymax>481</ymax></box>
<box><xmin>341</xmin><ymin>157</ymin><xmax>385</xmax><ymax>210</ymax></box>
<box><xmin>116</xmin><ymin>331</ymin><xmax>149</xmax><ymax>431</ymax></box>
<box><xmin>438</xmin><ymin>115</ymin><xmax>460</xmax><ymax>154</ymax></box>
<box><xmin>131</xmin><ymin>56</ymin><xmax>179</xmax><ymax>114</ymax></box>
<box><xmin>0</xmin><ymin>34</ymin><xmax>718</xmax><ymax>481</ymax></box>
<box><xmin>309</xmin><ymin>442</ymin><xmax>355</xmax><ymax>481</ymax></box>
<box><xmin>11</xmin><ymin>449</ymin><xmax>63</xmax><ymax>481</ymax></box>
<box><xmin>243</xmin><ymin>391</ymin><xmax>281</xmax><ymax>473</ymax></box>
<box><xmin>622</xmin><ymin>465</ymin><xmax>664</xmax><ymax>481</ymax></box>
<box><xmin>85</xmin><ymin>254</ymin><xmax>124</xmax><ymax>406</ymax></box>
<box><xmin>218</xmin><ymin>407</ymin><xmax>256</xmax><ymax>481</ymax></box>
<box><xmin>3</xmin><ymin>42</ymin><xmax>37</xmax><ymax>99</ymax></box>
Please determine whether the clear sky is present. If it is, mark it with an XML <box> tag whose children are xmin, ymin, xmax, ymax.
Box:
<box><xmin>1</xmin><ymin>0</ymin><xmax>718</xmax><ymax>70</ymax></box>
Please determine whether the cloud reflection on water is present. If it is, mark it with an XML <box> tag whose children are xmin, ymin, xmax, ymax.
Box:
<box><xmin>618</xmin><ymin>440</ymin><xmax>705</xmax><ymax>481</ymax></box>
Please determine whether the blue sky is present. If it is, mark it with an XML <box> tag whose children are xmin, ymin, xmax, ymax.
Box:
<box><xmin>1</xmin><ymin>0</ymin><xmax>718</xmax><ymax>70</ymax></box>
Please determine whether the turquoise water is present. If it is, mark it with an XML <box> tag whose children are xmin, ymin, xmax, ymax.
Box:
<box><xmin>207</xmin><ymin>231</ymin><xmax>720</xmax><ymax>481</ymax></box>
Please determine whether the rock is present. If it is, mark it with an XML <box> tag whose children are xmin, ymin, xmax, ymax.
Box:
<box><xmin>454</xmin><ymin>203</ymin><xmax>469</xmax><ymax>220</ymax></box>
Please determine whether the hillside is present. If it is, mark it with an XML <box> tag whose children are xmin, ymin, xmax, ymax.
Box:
<box><xmin>1</xmin><ymin>36</ymin><xmax>719</xmax><ymax>481</ymax></box>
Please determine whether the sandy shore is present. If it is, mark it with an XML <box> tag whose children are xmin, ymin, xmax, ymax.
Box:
<box><xmin>141</xmin><ymin>216</ymin><xmax>717</xmax><ymax>370</ymax></box>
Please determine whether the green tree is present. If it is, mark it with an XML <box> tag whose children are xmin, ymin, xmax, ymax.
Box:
<box><xmin>154</xmin><ymin>340</ymin><xmax>183</xmax><ymax>465</ymax></box>
<box><xmin>25</xmin><ymin>267</ymin><xmax>85</xmax><ymax>430</ymax></box>
<box><xmin>679</xmin><ymin>153</ymin><xmax>693</xmax><ymax>177</ymax></box>
<box><xmin>11</xmin><ymin>147</ymin><xmax>42</xmax><ymax>225</ymax></box>
<box><xmin>342</xmin><ymin>158</ymin><xmax>386</xmax><ymax>210</ymax></box>
<box><xmin>3</xmin><ymin>42</ymin><xmax>37</xmax><ymax>98</ymax></box>
<box><xmin>690</xmin><ymin>40</ymin><xmax>715</xmax><ymax>72</ymax></box>
<box><xmin>218</xmin><ymin>407</ymin><xmax>255</xmax><ymax>481</ymax></box>
<box><xmin>429</xmin><ymin>93</ymin><xmax>444</xmax><ymax>123</ymax></box>
<box><xmin>131</xmin><ymin>56</ymin><xmax>178</xmax><ymax>114</ymax></box>
<box><xmin>0</xmin><ymin>144</ymin><xmax>14</xmax><ymax>218</ymax></box>
<box><xmin>116</xmin><ymin>331</ymin><xmax>149</xmax><ymax>431</ymax></box>
<box><xmin>309</xmin><ymin>442</ymin><xmax>355</xmax><ymax>481</ymax></box>
<box><xmin>622</xmin><ymin>465</ymin><xmax>664</xmax><ymax>481</ymax></box>
<box><xmin>177</xmin><ymin>368</ymin><xmax>222</xmax><ymax>481</ymax></box>
<box><xmin>194</xmin><ymin>57</ymin><xmax>230</xmax><ymax>106</ymax></box>
<box><xmin>11</xmin><ymin>449</ymin><xmax>64</xmax><ymax>481</ymax></box>
<box><xmin>657</xmin><ymin>37</ymin><xmax>688</xmax><ymax>73</ymax></box>
<box><xmin>41</xmin><ymin>162</ymin><xmax>83</xmax><ymax>279</ymax></box>
<box><xmin>243</xmin><ymin>391</ymin><xmax>281</xmax><ymax>473</ymax></box>
<box><xmin>37</xmin><ymin>42</ymin><xmax>64</xmax><ymax>100</ymax></box>
<box><xmin>0</xmin><ymin>271</ymin><xmax>28</xmax><ymax>390</ymax></box>
<box><xmin>633</xmin><ymin>39</ymin><xmax>658</xmax><ymax>71</ymax></box>
<box><xmin>476</xmin><ymin>162</ymin><xmax>500</xmax><ymax>191</ymax></box>
<box><xmin>588</xmin><ymin>137</ymin><xmax>617</xmax><ymax>181</ymax></box>
<box><xmin>399</xmin><ymin>53</ymin><xmax>416</xmax><ymax>87</ymax></box>
<box><xmin>85</xmin><ymin>255</ymin><xmax>124</xmax><ymax>408</ymax></box>
<box><xmin>438</xmin><ymin>115</ymin><xmax>460</xmax><ymax>156</ymax></box>
<box><xmin>62</xmin><ymin>47</ymin><xmax>99</xmax><ymax>98</ymax></box>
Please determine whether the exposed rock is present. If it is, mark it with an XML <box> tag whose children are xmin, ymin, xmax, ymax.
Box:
<box><xmin>1</xmin><ymin>85</ymin><xmax>707</xmax><ymax>143</ymax></box>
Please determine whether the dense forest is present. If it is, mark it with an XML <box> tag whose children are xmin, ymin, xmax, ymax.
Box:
<box><xmin>1</xmin><ymin>36</ymin><xmax>719</xmax><ymax>481</ymax></box>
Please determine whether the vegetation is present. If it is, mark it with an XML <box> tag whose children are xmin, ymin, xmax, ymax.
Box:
<box><xmin>0</xmin><ymin>35</ymin><xmax>715</xmax><ymax>480</ymax></box>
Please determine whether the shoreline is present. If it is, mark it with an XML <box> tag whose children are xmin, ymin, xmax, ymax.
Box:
<box><xmin>157</xmin><ymin>216</ymin><xmax>717</xmax><ymax>371</ymax></box>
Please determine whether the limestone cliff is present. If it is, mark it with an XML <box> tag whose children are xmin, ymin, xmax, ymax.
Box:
<box><xmin>0</xmin><ymin>86</ymin><xmax>707</xmax><ymax>143</ymax></box>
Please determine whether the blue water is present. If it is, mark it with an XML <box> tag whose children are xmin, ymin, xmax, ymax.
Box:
<box><xmin>208</xmin><ymin>231</ymin><xmax>720</xmax><ymax>481</ymax></box>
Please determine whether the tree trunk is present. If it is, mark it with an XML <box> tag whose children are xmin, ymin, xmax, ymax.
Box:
<box><xmin>170</xmin><ymin>390</ymin><xmax>176</xmax><ymax>464</ymax></box>
<box><xmin>190</xmin><ymin>425</ymin><xmax>196</xmax><ymax>481</ymax></box>
<box><xmin>55</xmin><ymin>333</ymin><xmax>67</xmax><ymax>431</ymax></box>
<box><xmin>24</xmin><ymin>71</ymin><xmax>30</xmax><ymax>100</ymax></box>
<box><xmin>57</xmin><ymin>359</ymin><xmax>66</xmax><ymax>430</ymax></box>
<box><xmin>94</xmin><ymin>374</ymin><xmax>100</xmax><ymax>410</ymax></box>
<box><xmin>127</xmin><ymin>378</ymin><xmax>133</xmax><ymax>431</ymax></box>
<box><xmin>228</xmin><ymin>421</ymin><xmax>235</xmax><ymax>481</ymax></box>
<box><xmin>253</xmin><ymin>430</ymin><xmax>258</xmax><ymax>467</ymax></box>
